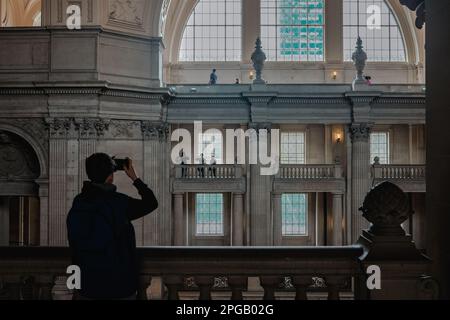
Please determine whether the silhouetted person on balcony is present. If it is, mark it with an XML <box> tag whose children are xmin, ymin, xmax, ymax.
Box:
<box><xmin>197</xmin><ymin>153</ymin><xmax>206</xmax><ymax>177</ymax></box>
<box><xmin>67</xmin><ymin>153</ymin><xmax>158</xmax><ymax>300</ymax></box>
<box><xmin>209</xmin><ymin>153</ymin><xmax>217</xmax><ymax>177</ymax></box>
<box><xmin>209</xmin><ymin>69</ymin><xmax>218</xmax><ymax>85</ymax></box>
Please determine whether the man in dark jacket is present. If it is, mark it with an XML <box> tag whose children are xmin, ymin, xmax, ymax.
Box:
<box><xmin>67</xmin><ymin>153</ymin><xmax>158</xmax><ymax>300</ymax></box>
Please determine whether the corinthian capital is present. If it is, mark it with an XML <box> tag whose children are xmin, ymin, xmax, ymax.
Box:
<box><xmin>141</xmin><ymin>121</ymin><xmax>169</xmax><ymax>141</ymax></box>
<box><xmin>349</xmin><ymin>123</ymin><xmax>372</xmax><ymax>142</ymax></box>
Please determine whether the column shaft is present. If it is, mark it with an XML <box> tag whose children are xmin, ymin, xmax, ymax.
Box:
<box><xmin>232</xmin><ymin>193</ymin><xmax>244</xmax><ymax>246</ymax></box>
<box><xmin>350</xmin><ymin>124</ymin><xmax>371</xmax><ymax>242</ymax></box>
<box><xmin>173</xmin><ymin>193</ymin><xmax>184</xmax><ymax>246</ymax></box>
<box><xmin>332</xmin><ymin>193</ymin><xmax>344</xmax><ymax>246</ymax></box>
<box><xmin>273</xmin><ymin>193</ymin><xmax>282</xmax><ymax>246</ymax></box>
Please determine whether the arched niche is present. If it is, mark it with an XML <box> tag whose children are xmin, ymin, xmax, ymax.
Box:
<box><xmin>0</xmin><ymin>130</ymin><xmax>41</xmax><ymax>196</ymax></box>
<box><xmin>0</xmin><ymin>130</ymin><xmax>43</xmax><ymax>247</ymax></box>
<box><xmin>0</xmin><ymin>0</ymin><xmax>41</xmax><ymax>27</ymax></box>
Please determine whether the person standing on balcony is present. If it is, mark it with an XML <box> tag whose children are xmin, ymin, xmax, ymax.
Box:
<box><xmin>67</xmin><ymin>153</ymin><xmax>158</xmax><ymax>300</ymax></box>
<box><xmin>209</xmin><ymin>152</ymin><xmax>217</xmax><ymax>177</ymax></box>
<box><xmin>209</xmin><ymin>69</ymin><xmax>218</xmax><ymax>85</ymax></box>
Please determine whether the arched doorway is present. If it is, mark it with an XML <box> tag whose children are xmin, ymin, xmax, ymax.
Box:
<box><xmin>0</xmin><ymin>130</ymin><xmax>41</xmax><ymax>247</ymax></box>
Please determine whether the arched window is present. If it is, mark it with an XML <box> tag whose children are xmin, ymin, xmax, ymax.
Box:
<box><xmin>179</xmin><ymin>0</ymin><xmax>242</xmax><ymax>62</ymax></box>
<box><xmin>343</xmin><ymin>0</ymin><xmax>406</xmax><ymax>62</ymax></box>
<box><xmin>261</xmin><ymin>0</ymin><xmax>325</xmax><ymax>62</ymax></box>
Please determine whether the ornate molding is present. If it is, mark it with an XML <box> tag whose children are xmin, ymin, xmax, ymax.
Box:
<box><xmin>272</xmin><ymin>97</ymin><xmax>348</xmax><ymax>105</ymax></box>
<box><xmin>45</xmin><ymin>118</ymin><xmax>74</xmax><ymax>138</ymax></box>
<box><xmin>141</xmin><ymin>121</ymin><xmax>169</xmax><ymax>141</ymax></box>
<box><xmin>349</xmin><ymin>123</ymin><xmax>372</xmax><ymax>142</ymax></box>
<box><xmin>74</xmin><ymin>118</ymin><xmax>111</xmax><ymax>138</ymax></box>
<box><xmin>0</xmin><ymin>88</ymin><xmax>166</xmax><ymax>101</ymax></box>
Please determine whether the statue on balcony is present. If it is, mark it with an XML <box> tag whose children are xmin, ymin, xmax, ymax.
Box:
<box><xmin>352</xmin><ymin>37</ymin><xmax>368</xmax><ymax>91</ymax></box>
<box><xmin>251</xmin><ymin>38</ymin><xmax>267</xmax><ymax>85</ymax></box>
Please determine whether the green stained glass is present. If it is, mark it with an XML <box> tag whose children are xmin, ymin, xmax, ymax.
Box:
<box><xmin>282</xmin><ymin>194</ymin><xmax>307</xmax><ymax>236</ymax></box>
<box><xmin>196</xmin><ymin>193</ymin><xmax>224</xmax><ymax>236</ymax></box>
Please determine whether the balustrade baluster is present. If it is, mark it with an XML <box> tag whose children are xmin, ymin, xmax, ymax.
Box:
<box><xmin>137</xmin><ymin>275</ymin><xmax>152</xmax><ymax>300</ymax></box>
<box><xmin>228</xmin><ymin>276</ymin><xmax>247</xmax><ymax>300</ymax></box>
<box><xmin>260</xmin><ymin>276</ymin><xmax>280</xmax><ymax>300</ymax></box>
<box><xmin>325</xmin><ymin>276</ymin><xmax>346</xmax><ymax>301</ymax></box>
<box><xmin>163</xmin><ymin>276</ymin><xmax>183</xmax><ymax>300</ymax></box>
<box><xmin>195</xmin><ymin>276</ymin><xmax>214</xmax><ymax>300</ymax></box>
<box><xmin>292</xmin><ymin>276</ymin><xmax>312</xmax><ymax>300</ymax></box>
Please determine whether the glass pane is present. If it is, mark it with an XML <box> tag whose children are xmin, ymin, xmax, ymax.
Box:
<box><xmin>196</xmin><ymin>194</ymin><xmax>224</xmax><ymax>236</ymax></box>
<box><xmin>282</xmin><ymin>194</ymin><xmax>307</xmax><ymax>236</ymax></box>
<box><xmin>343</xmin><ymin>0</ymin><xmax>406</xmax><ymax>62</ymax></box>
<box><xmin>179</xmin><ymin>0</ymin><xmax>242</xmax><ymax>61</ymax></box>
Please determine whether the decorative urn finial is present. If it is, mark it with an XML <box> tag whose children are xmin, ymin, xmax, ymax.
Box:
<box><xmin>351</xmin><ymin>37</ymin><xmax>368</xmax><ymax>90</ymax></box>
<box><xmin>359</xmin><ymin>181</ymin><xmax>413</xmax><ymax>236</ymax></box>
<box><xmin>251</xmin><ymin>37</ymin><xmax>267</xmax><ymax>84</ymax></box>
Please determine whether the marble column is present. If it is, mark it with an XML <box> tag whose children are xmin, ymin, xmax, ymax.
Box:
<box><xmin>272</xmin><ymin>193</ymin><xmax>282</xmax><ymax>246</ymax></box>
<box><xmin>173</xmin><ymin>193</ymin><xmax>184</xmax><ymax>246</ymax></box>
<box><xmin>0</xmin><ymin>197</ymin><xmax>10</xmax><ymax>246</ymax></box>
<box><xmin>349</xmin><ymin>123</ymin><xmax>372</xmax><ymax>243</ymax></box>
<box><xmin>332</xmin><ymin>192</ymin><xmax>344</xmax><ymax>246</ymax></box>
<box><xmin>232</xmin><ymin>193</ymin><xmax>244</xmax><ymax>246</ymax></box>
<box><xmin>47</xmin><ymin>118</ymin><xmax>72</xmax><ymax>247</ymax></box>
<box><xmin>142</xmin><ymin>122</ymin><xmax>170</xmax><ymax>246</ymax></box>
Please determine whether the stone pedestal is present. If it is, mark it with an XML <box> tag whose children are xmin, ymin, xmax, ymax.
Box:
<box><xmin>357</xmin><ymin>182</ymin><xmax>437</xmax><ymax>300</ymax></box>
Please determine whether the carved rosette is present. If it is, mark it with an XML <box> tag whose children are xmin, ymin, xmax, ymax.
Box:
<box><xmin>359</xmin><ymin>181</ymin><xmax>413</xmax><ymax>236</ymax></box>
<box><xmin>349</xmin><ymin>123</ymin><xmax>372</xmax><ymax>142</ymax></box>
<box><xmin>141</xmin><ymin>121</ymin><xmax>169</xmax><ymax>141</ymax></box>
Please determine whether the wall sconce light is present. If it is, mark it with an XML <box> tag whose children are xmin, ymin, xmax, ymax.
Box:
<box><xmin>335</xmin><ymin>133</ymin><xmax>342</xmax><ymax>144</ymax></box>
<box><xmin>249</xmin><ymin>71</ymin><xmax>254</xmax><ymax>80</ymax></box>
<box><xmin>332</xmin><ymin>71</ymin><xmax>338</xmax><ymax>80</ymax></box>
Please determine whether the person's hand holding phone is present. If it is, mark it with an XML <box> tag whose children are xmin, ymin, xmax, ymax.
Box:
<box><xmin>124</xmin><ymin>158</ymin><xmax>139</xmax><ymax>182</ymax></box>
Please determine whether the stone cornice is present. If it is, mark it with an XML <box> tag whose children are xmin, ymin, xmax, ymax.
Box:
<box><xmin>0</xmin><ymin>86</ymin><xmax>170</xmax><ymax>101</ymax></box>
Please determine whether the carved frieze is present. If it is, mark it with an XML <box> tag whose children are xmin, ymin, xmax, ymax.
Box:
<box><xmin>141</xmin><ymin>121</ymin><xmax>169</xmax><ymax>141</ymax></box>
<box><xmin>108</xmin><ymin>0</ymin><xmax>145</xmax><ymax>25</ymax></box>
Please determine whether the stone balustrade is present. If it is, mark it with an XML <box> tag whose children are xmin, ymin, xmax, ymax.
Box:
<box><xmin>371</xmin><ymin>165</ymin><xmax>426</xmax><ymax>193</ymax></box>
<box><xmin>277</xmin><ymin>164</ymin><xmax>342</xmax><ymax>179</ymax></box>
<box><xmin>372</xmin><ymin>165</ymin><xmax>426</xmax><ymax>180</ymax></box>
<box><xmin>175</xmin><ymin>165</ymin><xmax>242</xmax><ymax>179</ymax></box>
<box><xmin>0</xmin><ymin>246</ymin><xmax>363</xmax><ymax>300</ymax></box>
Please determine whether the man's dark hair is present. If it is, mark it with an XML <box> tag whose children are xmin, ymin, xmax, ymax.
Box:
<box><xmin>86</xmin><ymin>153</ymin><xmax>115</xmax><ymax>183</ymax></box>
<box><xmin>213</xmin><ymin>69</ymin><xmax>216</xmax><ymax>72</ymax></box>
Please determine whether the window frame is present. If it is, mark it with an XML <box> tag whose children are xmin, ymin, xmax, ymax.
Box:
<box><xmin>280</xmin><ymin>131</ymin><xmax>306</xmax><ymax>165</ymax></box>
<box><xmin>260</xmin><ymin>0</ymin><xmax>326</xmax><ymax>62</ymax></box>
<box><xmin>370</xmin><ymin>131</ymin><xmax>391</xmax><ymax>164</ymax></box>
<box><xmin>195</xmin><ymin>193</ymin><xmax>225</xmax><ymax>237</ymax></box>
<box><xmin>342</xmin><ymin>0</ymin><xmax>407</xmax><ymax>62</ymax></box>
<box><xmin>179</xmin><ymin>0</ymin><xmax>243</xmax><ymax>62</ymax></box>
<box><xmin>281</xmin><ymin>193</ymin><xmax>309</xmax><ymax>237</ymax></box>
